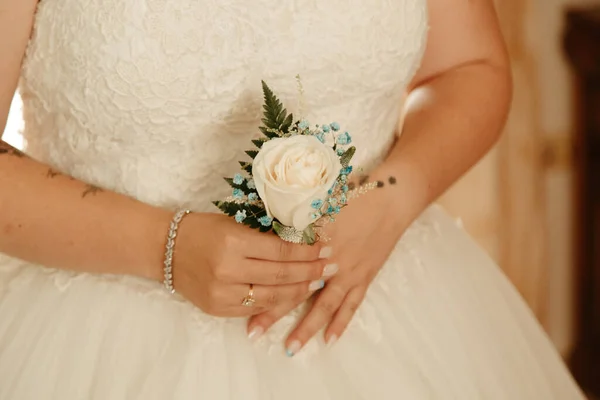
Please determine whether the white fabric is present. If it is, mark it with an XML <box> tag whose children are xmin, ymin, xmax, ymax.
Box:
<box><xmin>0</xmin><ymin>0</ymin><xmax>585</xmax><ymax>398</ymax></box>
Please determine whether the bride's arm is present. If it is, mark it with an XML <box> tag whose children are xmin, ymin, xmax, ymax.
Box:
<box><xmin>0</xmin><ymin>140</ymin><xmax>171</xmax><ymax>278</ymax></box>
<box><xmin>373</xmin><ymin>0</ymin><xmax>512</xmax><ymax>222</ymax></box>
<box><xmin>0</xmin><ymin>1</ymin><xmax>171</xmax><ymax>279</ymax></box>
<box><xmin>249</xmin><ymin>0</ymin><xmax>512</xmax><ymax>352</ymax></box>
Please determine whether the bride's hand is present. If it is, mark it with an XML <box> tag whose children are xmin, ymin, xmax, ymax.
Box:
<box><xmin>172</xmin><ymin>212</ymin><xmax>338</xmax><ymax>317</ymax></box>
<box><xmin>247</xmin><ymin>179</ymin><xmax>407</xmax><ymax>354</ymax></box>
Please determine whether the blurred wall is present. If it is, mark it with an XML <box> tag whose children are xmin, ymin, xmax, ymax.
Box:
<box><xmin>440</xmin><ymin>0</ymin><xmax>600</xmax><ymax>356</ymax></box>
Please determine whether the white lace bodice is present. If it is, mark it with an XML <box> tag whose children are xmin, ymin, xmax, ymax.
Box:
<box><xmin>20</xmin><ymin>0</ymin><xmax>428</xmax><ymax>210</ymax></box>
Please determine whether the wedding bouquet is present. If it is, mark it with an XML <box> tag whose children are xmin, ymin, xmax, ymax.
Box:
<box><xmin>213</xmin><ymin>80</ymin><xmax>361</xmax><ymax>245</ymax></box>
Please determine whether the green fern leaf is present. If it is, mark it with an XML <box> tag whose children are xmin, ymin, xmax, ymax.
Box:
<box><xmin>213</xmin><ymin>201</ymin><xmax>271</xmax><ymax>233</ymax></box>
<box><xmin>238</xmin><ymin>161</ymin><xmax>253</xmax><ymax>174</ymax></box>
<box><xmin>212</xmin><ymin>201</ymin><xmax>242</xmax><ymax>217</ymax></box>
<box><xmin>259</xmin><ymin>126</ymin><xmax>280</xmax><ymax>139</ymax></box>
<box><xmin>340</xmin><ymin>146</ymin><xmax>356</xmax><ymax>168</ymax></box>
<box><xmin>245</xmin><ymin>150</ymin><xmax>259</xmax><ymax>159</ymax></box>
<box><xmin>252</xmin><ymin>139</ymin><xmax>266</xmax><ymax>149</ymax></box>
<box><xmin>261</xmin><ymin>80</ymin><xmax>294</xmax><ymax>136</ymax></box>
<box><xmin>281</xmin><ymin>113</ymin><xmax>294</xmax><ymax>132</ymax></box>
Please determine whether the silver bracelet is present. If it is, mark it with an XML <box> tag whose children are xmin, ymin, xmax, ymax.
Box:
<box><xmin>163</xmin><ymin>209</ymin><xmax>191</xmax><ymax>293</ymax></box>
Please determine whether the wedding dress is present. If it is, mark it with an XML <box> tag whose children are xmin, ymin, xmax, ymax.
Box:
<box><xmin>0</xmin><ymin>0</ymin><xmax>586</xmax><ymax>399</ymax></box>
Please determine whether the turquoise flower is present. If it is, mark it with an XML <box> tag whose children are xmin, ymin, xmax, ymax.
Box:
<box><xmin>258</xmin><ymin>215</ymin><xmax>273</xmax><ymax>227</ymax></box>
<box><xmin>340</xmin><ymin>166</ymin><xmax>353</xmax><ymax>175</ymax></box>
<box><xmin>322</xmin><ymin>124</ymin><xmax>331</xmax><ymax>133</ymax></box>
<box><xmin>334</xmin><ymin>206</ymin><xmax>341</xmax><ymax>214</ymax></box>
<box><xmin>233</xmin><ymin>188</ymin><xmax>244</xmax><ymax>199</ymax></box>
<box><xmin>315</xmin><ymin>132</ymin><xmax>325</xmax><ymax>143</ymax></box>
<box><xmin>336</xmin><ymin>148</ymin><xmax>345</xmax><ymax>156</ymax></box>
<box><xmin>248</xmin><ymin>193</ymin><xmax>258</xmax><ymax>201</ymax></box>
<box><xmin>235</xmin><ymin>210</ymin><xmax>247</xmax><ymax>223</ymax></box>
<box><xmin>328</xmin><ymin>197</ymin><xmax>338</xmax><ymax>206</ymax></box>
<box><xmin>311</xmin><ymin>199</ymin><xmax>324</xmax><ymax>209</ymax></box>
<box><xmin>327</xmin><ymin>181</ymin><xmax>337</xmax><ymax>195</ymax></box>
<box><xmin>336</xmin><ymin>132</ymin><xmax>352</xmax><ymax>145</ymax></box>
<box><xmin>247</xmin><ymin>179</ymin><xmax>256</xmax><ymax>189</ymax></box>
<box><xmin>340</xmin><ymin>193</ymin><xmax>347</xmax><ymax>204</ymax></box>
<box><xmin>330</xmin><ymin>122</ymin><xmax>340</xmax><ymax>131</ymax></box>
<box><xmin>298</xmin><ymin>120</ymin><xmax>310</xmax><ymax>130</ymax></box>
<box><xmin>342</xmin><ymin>185</ymin><xmax>349</xmax><ymax>193</ymax></box>
<box><xmin>326</xmin><ymin>205</ymin><xmax>334</xmax><ymax>214</ymax></box>
<box><xmin>233</xmin><ymin>173</ymin><xmax>244</xmax><ymax>185</ymax></box>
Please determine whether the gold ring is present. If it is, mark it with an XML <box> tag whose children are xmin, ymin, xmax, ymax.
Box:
<box><xmin>241</xmin><ymin>284</ymin><xmax>255</xmax><ymax>307</ymax></box>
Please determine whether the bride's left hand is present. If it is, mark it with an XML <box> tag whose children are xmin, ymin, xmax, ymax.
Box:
<box><xmin>247</xmin><ymin>176</ymin><xmax>408</xmax><ymax>356</ymax></box>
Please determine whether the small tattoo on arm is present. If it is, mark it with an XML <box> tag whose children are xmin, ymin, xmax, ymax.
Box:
<box><xmin>0</xmin><ymin>141</ymin><xmax>26</xmax><ymax>158</ymax></box>
<box><xmin>46</xmin><ymin>169</ymin><xmax>60</xmax><ymax>178</ymax></box>
<box><xmin>82</xmin><ymin>185</ymin><xmax>103</xmax><ymax>198</ymax></box>
<box><xmin>350</xmin><ymin>175</ymin><xmax>397</xmax><ymax>190</ymax></box>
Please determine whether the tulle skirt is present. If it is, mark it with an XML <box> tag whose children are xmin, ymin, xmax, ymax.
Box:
<box><xmin>0</xmin><ymin>206</ymin><xmax>585</xmax><ymax>399</ymax></box>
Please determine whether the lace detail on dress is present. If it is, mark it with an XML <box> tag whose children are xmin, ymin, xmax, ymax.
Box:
<box><xmin>20</xmin><ymin>0</ymin><xmax>428</xmax><ymax>211</ymax></box>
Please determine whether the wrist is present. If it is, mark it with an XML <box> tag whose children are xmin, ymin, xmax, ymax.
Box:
<box><xmin>367</xmin><ymin>159</ymin><xmax>429</xmax><ymax>229</ymax></box>
<box><xmin>131</xmin><ymin>205</ymin><xmax>172</xmax><ymax>283</ymax></box>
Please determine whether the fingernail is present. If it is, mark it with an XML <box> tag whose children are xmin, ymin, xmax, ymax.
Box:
<box><xmin>319</xmin><ymin>246</ymin><xmax>333</xmax><ymax>259</ymax></box>
<box><xmin>285</xmin><ymin>340</ymin><xmax>302</xmax><ymax>357</ymax></box>
<box><xmin>309</xmin><ymin>280</ymin><xmax>325</xmax><ymax>291</ymax></box>
<box><xmin>322</xmin><ymin>264</ymin><xmax>339</xmax><ymax>277</ymax></box>
<box><xmin>248</xmin><ymin>326</ymin><xmax>264</xmax><ymax>341</ymax></box>
<box><xmin>327</xmin><ymin>335</ymin><xmax>338</xmax><ymax>348</ymax></box>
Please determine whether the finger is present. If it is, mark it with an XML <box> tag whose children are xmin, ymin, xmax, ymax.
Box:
<box><xmin>247</xmin><ymin>294</ymin><xmax>312</xmax><ymax>341</ymax></box>
<box><xmin>284</xmin><ymin>282</ymin><xmax>348</xmax><ymax>357</ymax></box>
<box><xmin>234</xmin><ymin>259</ymin><xmax>339</xmax><ymax>285</ymax></box>
<box><xmin>242</xmin><ymin>232</ymin><xmax>333</xmax><ymax>262</ymax></box>
<box><xmin>231</xmin><ymin>281</ymin><xmax>323</xmax><ymax>308</ymax></box>
<box><xmin>324</xmin><ymin>285</ymin><xmax>367</xmax><ymax>346</ymax></box>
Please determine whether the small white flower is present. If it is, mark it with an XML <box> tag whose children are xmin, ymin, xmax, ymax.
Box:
<box><xmin>252</xmin><ymin>135</ymin><xmax>342</xmax><ymax>231</ymax></box>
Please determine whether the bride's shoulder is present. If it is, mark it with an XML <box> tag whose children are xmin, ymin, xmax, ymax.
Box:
<box><xmin>0</xmin><ymin>0</ymin><xmax>39</xmax><ymax>123</ymax></box>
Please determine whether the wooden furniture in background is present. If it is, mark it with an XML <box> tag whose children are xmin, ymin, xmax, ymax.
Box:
<box><xmin>564</xmin><ymin>6</ymin><xmax>600</xmax><ymax>397</ymax></box>
<box><xmin>495</xmin><ymin>0</ymin><xmax>549</xmax><ymax>324</ymax></box>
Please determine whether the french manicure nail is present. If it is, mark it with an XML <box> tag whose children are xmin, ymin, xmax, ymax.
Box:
<box><xmin>327</xmin><ymin>335</ymin><xmax>338</xmax><ymax>348</ymax></box>
<box><xmin>309</xmin><ymin>280</ymin><xmax>325</xmax><ymax>291</ymax></box>
<box><xmin>286</xmin><ymin>340</ymin><xmax>302</xmax><ymax>357</ymax></box>
<box><xmin>319</xmin><ymin>246</ymin><xmax>333</xmax><ymax>259</ymax></box>
<box><xmin>248</xmin><ymin>326</ymin><xmax>264</xmax><ymax>341</ymax></box>
<box><xmin>322</xmin><ymin>264</ymin><xmax>339</xmax><ymax>277</ymax></box>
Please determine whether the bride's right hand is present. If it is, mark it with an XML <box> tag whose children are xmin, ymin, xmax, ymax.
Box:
<box><xmin>171</xmin><ymin>212</ymin><xmax>338</xmax><ymax>317</ymax></box>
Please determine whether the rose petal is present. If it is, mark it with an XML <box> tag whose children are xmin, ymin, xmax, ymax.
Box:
<box><xmin>251</xmin><ymin>135</ymin><xmax>342</xmax><ymax>229</ymax></box>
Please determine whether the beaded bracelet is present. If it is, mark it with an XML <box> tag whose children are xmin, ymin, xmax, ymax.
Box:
<box><xmin>163</xmin><ymin>209</ymin><xmax>191</xmax><ymax>293</ymax></box>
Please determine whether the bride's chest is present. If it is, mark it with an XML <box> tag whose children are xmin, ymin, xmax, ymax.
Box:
<box><xmin>28</xmin><ymin>0</ymin><xmax>427</xmax><ymax>86</ymax></box>
<box><xmin>22</xmin><ymin>0</ymin><xmax>427</xmax><ymax>134</ymax></box>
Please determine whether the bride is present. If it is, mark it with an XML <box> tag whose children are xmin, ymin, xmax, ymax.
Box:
<box><xmin>0</xmin><ymin>0</ymin><xmax>586</xmax><ymax>398</ymax></box>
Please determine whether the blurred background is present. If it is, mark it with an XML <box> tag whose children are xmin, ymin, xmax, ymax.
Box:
<box><xmin>436</xmin><ymin>0</ymin><xmax>600</xmax><ymax>396</ymax></box>
<box><xmin>2</xmin><ymin>0</ymin><xmax>600</xmax><ymax>396</ymax></box>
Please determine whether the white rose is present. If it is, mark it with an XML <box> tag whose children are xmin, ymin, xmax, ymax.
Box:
<box><xmin>252</xmin><ymin>135</ymin><xmax>342</xmax><ymax>231</ymax></box>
